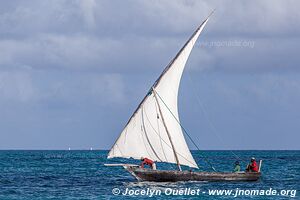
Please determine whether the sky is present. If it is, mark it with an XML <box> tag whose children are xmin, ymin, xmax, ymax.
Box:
<box><xmin>0</xmin><ymin>0</ymin><xmax>299</xmax><ymax>150</ymax></box>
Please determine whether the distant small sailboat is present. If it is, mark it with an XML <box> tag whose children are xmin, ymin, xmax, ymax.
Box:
<box><xmin>105</xmin><ymin>12</ymin><xmax>262</xmax><ymax>182</ymax></box>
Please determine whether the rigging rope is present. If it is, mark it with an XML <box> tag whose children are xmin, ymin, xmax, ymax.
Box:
<box><xmin>186</xmin><ymin>71</ymin><xmax>243</xmax><ymax>162</ymax></box>
<box><xmin>154</xmin><ymin>90</ymin><xmax>217</xmax><ymax>172</ymax></box>
<box><xmin>143</xmin><ymin>104</ymin><xmax>199</xmax><ymax>168</ymax></box>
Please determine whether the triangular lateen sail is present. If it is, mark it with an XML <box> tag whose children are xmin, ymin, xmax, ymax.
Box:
<box><xmin>108</xmin><ymin>16</ymin><xmax>211</xmax><ymax>169</ymax></box>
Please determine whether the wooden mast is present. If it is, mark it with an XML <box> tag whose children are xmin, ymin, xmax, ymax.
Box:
<box><xmin>152</xmin><ymin>87</ymin><xmax>182</xmax><ymax>171</ymax></box>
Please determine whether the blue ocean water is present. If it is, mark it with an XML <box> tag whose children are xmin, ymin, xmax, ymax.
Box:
<box><xmin>0</xmin><ymin>150</ymin><xmax>299</xmax><ymax>199</ymax></box>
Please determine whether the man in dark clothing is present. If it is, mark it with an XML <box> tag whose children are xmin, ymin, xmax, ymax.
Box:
<box><xmin>140</xmin><ymin>157</ymin><xmax>156</xmax><ymax>170</ymax></box>
<box><xmin>246</xmin><ymin>157</ymin><xmax>259</xmax><ymax>172</ymax></box>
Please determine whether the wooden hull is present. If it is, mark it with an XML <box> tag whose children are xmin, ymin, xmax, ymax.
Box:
<box><xmin>124</xmin><ymin>166</ymin><xmax>261</xmax><ymax>182</ymax></box>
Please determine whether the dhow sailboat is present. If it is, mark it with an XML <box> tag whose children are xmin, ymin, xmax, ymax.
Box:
<box><xmin>105</xmin><ymin>12</ymin><xmax>262</xmax><ymax>182</ymax></box>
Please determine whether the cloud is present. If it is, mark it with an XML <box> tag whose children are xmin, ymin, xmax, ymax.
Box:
<box><xmin>0</xmin><ymin>34</ymin><xmax>119</xmax><ymax>70</ymax></box>
<box><xmin>80</xmin><ymin>0</ymin><xmax>96</xmax><ymax>29</ymax></box>
<box><xmin>83</xmin><ymin>73</ymin><xmax>126</xmax><ymax>105</ymax></box>
<box><xmin>0</xmin><ymin>0</ymin><xmax>299</xmax><ymax>149</ymax></box>
<box><xmin>0</xmin><ymin>69</ymin><xmax>125</xmax><ymax>109</ymax></box>
<box><xmin>0</xmin><ymin>0</ymin><xmax>300</xmax><ymax>74</ymax></box>
<box><xmin>247</xmin><ymin>74</ymin><xmax>300</xmax><ymax>105</ymax></box>
<box><xmin>0</xmin><ymin>70</ymin><xmax>35</xmax><ymax>102</ymax></box>
<box><xmin>0</xmin><ymin>0</ymin><xmax>299</xmax><ymax>113</ymax></box>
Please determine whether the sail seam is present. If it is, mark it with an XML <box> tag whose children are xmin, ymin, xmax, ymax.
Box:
<box><xmin>120</xmin><ymin>18</ymin><xmax>209</xmax><ymax>131</ymax></box>
<box><xmin>153</xmin><ymin>87</ymin><xmax>182</xmax><ymax>171</ymax></box>
<box><xmin>156</xmin><ymin>90</ymin><xmax>218</xmax><ymax>171</ymax></box>
<box><xmin>143</xmin><ymin>108</ymin><xmax>198</xmax><ymax>167</ymax></box>
<box><xmin>141</xmin><ymin>106</ymin><xmax>163</xmax><ymax>161</ymax></box>
<box><xmin>140</xmin><ymin>112</ymin><xmax>153</xmax><ymax>159</ymax></box>
<box><xmin>108</xmin><ymin>14</ymin><xmax>212</xmax><ymax>169</ymax></box>
<box><xmin>154</xmin><ymin>100</ymin><xmax>168</xmax><ymax>162</ymax></box>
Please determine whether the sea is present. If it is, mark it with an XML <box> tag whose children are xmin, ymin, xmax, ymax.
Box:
<box><xmin>0</xmin><ymin>150</ymin><xmax>299</xmax><ymax>199</ymax></box>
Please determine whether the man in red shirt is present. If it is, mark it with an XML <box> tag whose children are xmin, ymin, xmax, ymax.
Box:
<box><xmin>140</xmin><ymin>157</ymin><xmax>156</xmax><ymax>170</ymax></box>
<box><xmin>246</xmin><ymin>157</ymin><xmax>259</xmax><ymax>172</ymax></box>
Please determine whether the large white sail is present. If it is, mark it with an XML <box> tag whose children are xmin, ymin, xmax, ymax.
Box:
<box><xmin>108</xmin><ymin>17</ymin><xmax>210</xmax><ymax>169</ymax></box>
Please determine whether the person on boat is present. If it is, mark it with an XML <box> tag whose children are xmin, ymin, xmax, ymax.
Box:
<box><xmin>233</xmin><ymin>161</ymin><xmax>241</xmax><ymax>172</ymax></box>
<box><xmin>246</xmin><ymin>157</ymin><xmax>259</xmax><ymax>172</ymax></box>
<box><xmin>140</xmin><ymin>157</ymin><xmax>156</xmax><ymax>170</ymax></box>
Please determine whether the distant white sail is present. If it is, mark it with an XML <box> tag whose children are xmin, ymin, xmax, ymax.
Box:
<box><xmin>108</xmin><ymin>17</ymin><xmax>210</xmax><ymax>169</ymax></box>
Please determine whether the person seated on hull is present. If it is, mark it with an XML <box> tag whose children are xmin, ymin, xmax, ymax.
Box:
<box><xmin>246</xmin><ymin>157</ymin><xmax>259</xmax><ymax>172</ymax></box>
<box><xmin>233</xmin><ymin>161</ymin><xmax>241</xmax><ymax>172</ymax></box>
<box><xmin>140</xmin><ymin>157</ymin><xmax>156</xmax><ymax>170</ymax></box>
